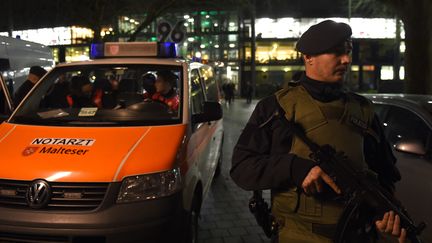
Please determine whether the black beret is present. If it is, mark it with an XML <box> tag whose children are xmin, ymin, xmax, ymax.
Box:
<box><xmin>29</xmin><ymin>66</ymin><xmax>47</xmax><ymax>77</ymax></box>
<box><xmin>296</xmin><ymin>20</ymin><xmax>352</xmax><ymax>55</ymax></box>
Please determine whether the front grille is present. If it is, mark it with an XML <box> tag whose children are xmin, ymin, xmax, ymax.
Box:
<box><xmin>0</xmin><ymin>179</ymin><xmax>109</xmax><ymax>210</ymax></box>
<box><xmin>0</xmin><ymin>232</ymin><xmax>106</xmax><ymax>243</ymax></box>
<box><xmin>0</xmin><ymin>231</ymin><xmax>69</xmax><ymax>243</ymax></box>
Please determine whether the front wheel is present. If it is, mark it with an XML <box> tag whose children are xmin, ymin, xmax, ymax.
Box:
<box><xmin>214</xmin><ymin>134</ymin><xmax>224</xmax><ymax>178</ymax></box>
<box><xmin>182</xmin><ymin>196</ymin><xmax>200</xmax><ymax>243</ymax></box>
<box><xmin>214</xmin><ymin>148</ymin><xmax>223</xmax><ymax>178</ymax></box>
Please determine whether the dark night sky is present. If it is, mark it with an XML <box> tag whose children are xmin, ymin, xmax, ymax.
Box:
<box><xmin>0</xmin><ymin>0</ymin><xmax>388</xmax><ymax>32</ymax></box>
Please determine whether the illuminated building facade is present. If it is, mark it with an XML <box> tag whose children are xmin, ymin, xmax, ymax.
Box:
<box><xmin>1</xmin><ymin>13</ymin><xmax>404</xmax><ymax>97</ymax></box>
<box><xmin>116</xmin><ymin>10</ymin><xmax>243</xmax><ymax>91</ymax></box>
<box><xmin>241</xmin><ymin>17</ymin><xmax>405</xmax><ymax>97</ymax></box>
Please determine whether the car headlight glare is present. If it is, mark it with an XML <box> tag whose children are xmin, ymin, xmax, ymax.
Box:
<box><xmin>116</xmin><ymin>168</ymin><xmax>181</xmax><ymax>203</ymax></box>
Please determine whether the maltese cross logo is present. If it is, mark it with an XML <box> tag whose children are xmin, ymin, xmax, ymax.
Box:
<box><xmin>22</xmin><ymin>146</ymin><xmax>39</xmax><ymax>156</ymax></box>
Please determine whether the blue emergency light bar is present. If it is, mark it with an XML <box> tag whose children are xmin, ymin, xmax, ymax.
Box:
<box><xmin>90</xmin><ymin>42</ymin><xmax>178</xmax><ymax>59</ymax></box>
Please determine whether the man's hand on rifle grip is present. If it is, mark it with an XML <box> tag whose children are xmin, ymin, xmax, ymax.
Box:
<box><xmin>302</xmin><ymin>166</ymin><xmax>341</xmax><ymax>195</ymax></box>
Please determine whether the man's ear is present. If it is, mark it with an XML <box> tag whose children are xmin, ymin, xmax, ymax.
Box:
<box><xmin>303</xmin><ymin>54</ymin><xmax>313</xmax><ymax>65</ymax></box>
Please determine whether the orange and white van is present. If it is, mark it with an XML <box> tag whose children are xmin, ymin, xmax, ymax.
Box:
<box><xmin>0</xmin><ymin>42</ymin><xmax>223</xmax><ymax>243</ymax></box>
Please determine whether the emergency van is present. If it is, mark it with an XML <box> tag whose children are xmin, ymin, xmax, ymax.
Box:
<box><xmin>0</xmin><ymin>42</ymin><xmax>223</xmax><ymax>243</ymax></box>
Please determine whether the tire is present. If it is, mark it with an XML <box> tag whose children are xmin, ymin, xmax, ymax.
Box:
<box><xmin>214</xmin><ymin>148</ymin><xmax>222</xmax><ymax>178</ymax></box>
<box><xmin>183</xmin><ymin>196</ymin><xmax>200</xmax><ymax>243</ymax></box>
<box><xmin>214</xmin><ymin>134</ymin><xmax>224</xmax><ymax>178</ymax></box>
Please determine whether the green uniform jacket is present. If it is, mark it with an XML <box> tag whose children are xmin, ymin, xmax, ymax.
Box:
<box><xmin>230</xmin><ymin>92</ymin><xmax>400</xmax><ymax>193</ymax></box>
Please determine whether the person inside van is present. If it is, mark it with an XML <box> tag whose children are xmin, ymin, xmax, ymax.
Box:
<box><xmin>141</xmin><ymin>72</ymin><xmax>156</xmax><ymax>97</ymax></box>
<box><xmin>144</xmin><ymin>70</ymin><xmax>179</xmax><ymax>111</ymax></box>
<box><xmin>14</xmin><ymin>66</ymin><xmax>47</xmax><ymax>105</ymax></box>
<box><xmin>92</xmin><ymin>78</ymin><xmax>116</xmax><ymax>109</ymax></box>
<box><xmin>41</xmin><ymin>74</ymin><xmax>70</xmax><ymax>108</ymax></box>
<box><xmin>67</xmin><ymin>76</ymin><xmax>94</xmax><ymax>108</ymax></box>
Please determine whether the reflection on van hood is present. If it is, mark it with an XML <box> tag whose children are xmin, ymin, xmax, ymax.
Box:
<box><xmin>0</xmin><ymin>123</ymin><xmax>186</xmax><ymax>182</ymax></box>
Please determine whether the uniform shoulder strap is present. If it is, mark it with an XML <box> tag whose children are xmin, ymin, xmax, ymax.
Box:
<box><xmin>274</xmin><ymin>84</ymin><xmax>303</xmax><ymax>122</ymax></box>
<box><xmin>346</xmin><ymin>92</ymin><xmax>379</xmax><ymax>142</ymax></box>
<box><xmin>258</xmin><ymin>94</ymin><xmax>285</xmax><ymax>129</ymax></box>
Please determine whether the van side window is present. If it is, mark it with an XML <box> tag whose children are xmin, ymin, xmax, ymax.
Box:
<box><xmin>199</xmin><ymin>66</ymin><xmax>219</xmax><ymax>102</ymax></box>
<box><xmin>190</xmin><ymin>69</ymin><xmax>205</xmax><ymax>114</ymax></box>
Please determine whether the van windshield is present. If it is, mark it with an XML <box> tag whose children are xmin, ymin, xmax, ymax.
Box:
<box><xmin>9</xmin><ymin>64</ymin><xmax>183</xmax><ymax>126</ymax></box>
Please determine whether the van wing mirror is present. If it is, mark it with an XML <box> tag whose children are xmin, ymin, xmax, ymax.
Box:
<box><xmin>394</xmin><ymin>138</ymin><xmax>427</xmax><ymax>156</ymax></box>
<box><xmin>0</xmin><ymin>74</ymin><xmax>14</xmax><ymax>117</ymax></box>
<box><xmin>192</xmin><ymin>101</ymin><xmax>223</xmax><ymax>123</ymax></box>
<box><xmin>0</xmin><ymin>58</ymin><xmax>10</xmax><ymax>71</ymax></box>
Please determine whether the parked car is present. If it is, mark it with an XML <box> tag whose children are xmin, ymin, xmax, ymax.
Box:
<box><xmin>363</xmin><ymin>93</ymin><xmax>432</xmax><ymax>242</ymax></box>
<box><xmin>0</xmin><ymin>42</ymin><xmax>223</xmax><ymax>243</ymax></box>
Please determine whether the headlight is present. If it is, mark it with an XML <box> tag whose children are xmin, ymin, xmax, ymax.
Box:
<box><xmin>116</xmin><ymin>168</ymin><xmax>182</xmax><ymax>203</ymax></box>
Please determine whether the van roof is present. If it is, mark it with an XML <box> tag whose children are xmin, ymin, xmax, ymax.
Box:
<box><xmin>56</xmin><ymin>57</ymin><xmax>186</xmax><ymax>67</ymax></box>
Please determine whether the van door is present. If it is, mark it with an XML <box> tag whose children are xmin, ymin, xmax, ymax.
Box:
<box><xmin>0</xmin><ymin>74</ymin><xmax>14</xmax><ymax>121</ymax></box>
<box><xmin>190</xmin><ymin>68</ymin><xmax>214</xmax><ymax>193</ymax></box>
<box><xmin>199</xmin><ymin>65</ymin><xmax>223</xmax><ymax>177</ymax></box>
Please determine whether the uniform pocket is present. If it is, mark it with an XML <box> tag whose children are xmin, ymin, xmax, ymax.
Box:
<box><xmin>271</xmin><ymin>189</ymin><xmax>299</xmax><ymax>216</ymax></box>
<box><xmin>297</xmin><ymin>194</ymin><xmax>323</xmax><ymax>222</ymax></box>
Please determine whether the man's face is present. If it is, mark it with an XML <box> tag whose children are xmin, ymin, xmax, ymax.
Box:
<box><xmin>155</xmin><ymin>77</ymin><xmax>171</xmax><ymax>94</ymax></box>
<box><xmin>304</xmin><ymin>41</ymin><xmax>352</xmax><ymax>83</ymax></box>
<box><xmin>81</xmin><ymin>83</ymin><xmax>93</xmax><ymax>96</ymax></box>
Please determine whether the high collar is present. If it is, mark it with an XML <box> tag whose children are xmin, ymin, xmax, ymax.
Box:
<box><xmin>300</xmin><ymin>74</ymin><xmax>345</xmax><ymax>102</ymax></box>
<box><xmin>160</xmin><ymin>88</ymin><xmax>175</xmax><ymax>98</ymax></box>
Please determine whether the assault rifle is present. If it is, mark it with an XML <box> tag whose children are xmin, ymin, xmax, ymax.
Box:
<box><xmin>290</xmin><ymin>122</ymin><xmax>426</xmax><ymax>243</ymax></box>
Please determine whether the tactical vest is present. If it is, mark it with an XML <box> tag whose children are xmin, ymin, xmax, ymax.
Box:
<box><xmin>272</xmin><ymin>85</ymin><xmax>375</xmax><ymax>242</ymax></box>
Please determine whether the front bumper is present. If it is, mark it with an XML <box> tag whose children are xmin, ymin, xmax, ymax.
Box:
<box><xmin>0</xmin><ymin>183</ymin><xmax>185</xmax><ymax>243</ymax></box>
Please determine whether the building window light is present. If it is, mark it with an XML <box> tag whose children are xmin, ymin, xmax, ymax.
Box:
<box><xmin>399</xmin><ymin>67</ymin><xmax>405</xmax><ymax>80</ymax></box>
<box><xmin>400</xmin><ymin>41</ymin><xmax>406</xmax><ymax>53</ymax></box>
<box><xmin>380</xmin><ymin>66</ymin><xmax>394</xmax><ymax>80</ymax></box>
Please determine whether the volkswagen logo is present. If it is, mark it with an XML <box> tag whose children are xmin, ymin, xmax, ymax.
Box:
<box><xmin>26</xmin><ymin>179</ymin><xmax>51</xmax><ymax>209</ymax></box>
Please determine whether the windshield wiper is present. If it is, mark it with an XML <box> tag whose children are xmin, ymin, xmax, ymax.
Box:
<box><xmin>10</xmin><ymin>116</ymin><xmax>75</xmax><ymax>125</ymax></box>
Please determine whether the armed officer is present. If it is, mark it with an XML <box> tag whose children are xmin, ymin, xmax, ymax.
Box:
<box><xmin>231</xmin><ymin>20</ymin><xmax>406</xmax><ymax>243</ymax></box>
